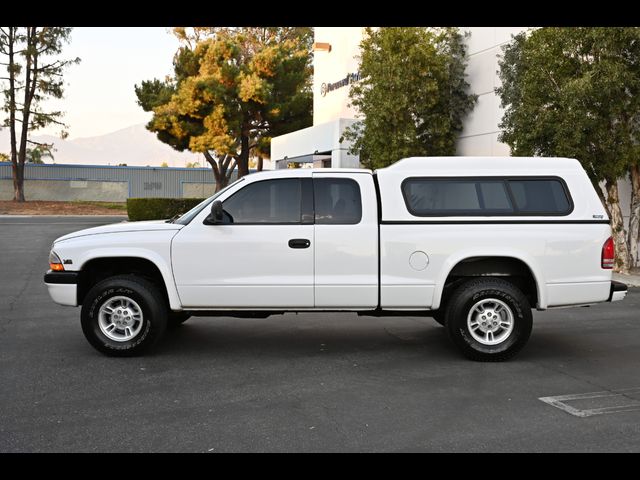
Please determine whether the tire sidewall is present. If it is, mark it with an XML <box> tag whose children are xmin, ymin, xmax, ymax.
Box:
<box><xmin>447</xmin><ymin>282</ymin><xmax>532</xmax><ymax>357</ymax></box>
<box><xmin>81</xmin><ymin>278</ymin><xmax>166</xmax><ymax>355</ymax></box>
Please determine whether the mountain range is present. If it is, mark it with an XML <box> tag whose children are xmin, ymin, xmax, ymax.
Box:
<box><xmin>0</xmin><ymin>123</ymin><xmax>204</xmax><ymax>167</ymax></box>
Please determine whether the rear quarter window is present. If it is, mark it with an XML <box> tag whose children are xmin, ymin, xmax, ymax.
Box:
<box><xmin>314</xmin><ymin>178</ymin><xmax>362</xmax><ymax>224</ymax></box>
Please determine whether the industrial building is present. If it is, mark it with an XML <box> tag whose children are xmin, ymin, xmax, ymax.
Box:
<box><xmin>0</xmin><ymin>163</ymin><xmax>216</xmax><ymax>201</ymax></box>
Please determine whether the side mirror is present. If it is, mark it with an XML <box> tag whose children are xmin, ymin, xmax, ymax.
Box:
<box><xmin>210</xmin><ymin>200</ymin><xmax>224</xmax><ymax>224</ymax></box>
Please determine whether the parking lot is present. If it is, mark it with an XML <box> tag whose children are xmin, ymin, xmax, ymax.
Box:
<box><xmin>1</xmin><ymin>216</ymin><xmax>639</xmax><ymax>452</ymax></box>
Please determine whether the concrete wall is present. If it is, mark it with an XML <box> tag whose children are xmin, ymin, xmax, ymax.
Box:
<box><xmin>182</xmin><ymin>182</ymin><xmax>216</xmax><ymax>198</ymax></box>
<box><xmin>456</xmin><ymin>27</ymin><xmax>527</xmax><ymax>156</ymax></box>
<box><xmin>0</xmin><ymin>162</ymin><xmax>218</xmax><ymax>200</ymax></box>
<box><xmin>0</xmin><ymin>179</ymin><xmax>128</xmax><ymax>201</ymax></box>
<box><xmin>313</xmin><ymin>27</ymin><xmax>364</xmax><ymax>125</ymax></box>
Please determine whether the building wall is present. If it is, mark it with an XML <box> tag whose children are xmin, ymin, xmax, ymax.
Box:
<box><xmin>0</xmin><ymin>162</ymin><xmax>216</xmax><ymax>200</ymax></box>
<box><xmin>0</xmin><ymin>178</ymin><xmax>129</xmax><ymax>202</ymax></box>
<box><xmin>456</xmin><ymin>27</ymin><xmax>527</xmax><ymax>156</ymax></box>
<box><xmin>313</xmin><ymin>27</ymin><xmax>364</xmax><ymax>125</ymax></box>
<box><xmin>182</xmin><ymin>182</ymin><xmax>216</xmax><ymax>199</ymax></box>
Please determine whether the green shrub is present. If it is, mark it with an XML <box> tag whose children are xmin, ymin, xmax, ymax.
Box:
<box><xmin>127</xmin><ymin>198</ymin><xmax>206</xmax><ymax>221</ymax></box>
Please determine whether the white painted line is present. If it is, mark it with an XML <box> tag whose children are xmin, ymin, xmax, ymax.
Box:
<box><xmin>540</xmin><ymin>387</ymin><xmax>640</xmax><ymax>418</ymax></box>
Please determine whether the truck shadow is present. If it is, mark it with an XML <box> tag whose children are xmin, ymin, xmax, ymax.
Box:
<box><xmin>157</xmin><ymin>315</ymin><xmax>459</xmax><ymax>359</ymax></box>
<box><xmin>154</xmin><ymin>314</ymin><xmax>631</xmax><ymax>366</ymax></box>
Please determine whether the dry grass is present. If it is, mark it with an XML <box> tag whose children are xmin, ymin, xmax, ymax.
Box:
<box><xmin>0</xmin><ymin>200</ymin><xmax>127</xmax><ymax>216</ymax></box>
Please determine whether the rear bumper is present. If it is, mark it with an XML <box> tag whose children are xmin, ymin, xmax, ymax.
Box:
<box><xmin>608</xmin><ymin>280</ymin><xmax>628</xmax><ymax>302</ymax></box>
<box><xmin>44</xmin><ymin>271</ymin><xmax>78</xmax><ymax>306</ymax></box>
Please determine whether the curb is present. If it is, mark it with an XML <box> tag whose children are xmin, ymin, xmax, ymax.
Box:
<box><xmin>613</xmin><ymin>273</ymin><xmax>640</xmax><ymax>288</ymax></box>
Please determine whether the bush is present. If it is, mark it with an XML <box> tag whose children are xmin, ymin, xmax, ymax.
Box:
<box><xmin>127</xmin><ymin>198</ymin><xmax>206</xmax><ymax>221</ymax></box>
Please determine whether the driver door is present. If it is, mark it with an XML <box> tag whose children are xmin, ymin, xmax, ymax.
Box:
<box><xmin>171</xmin><ymin>177</ymin><xmax>315</xmax><ymax>309</ymax></box>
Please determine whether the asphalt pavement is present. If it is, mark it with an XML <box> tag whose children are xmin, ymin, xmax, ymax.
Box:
<box><xmin>1</xmin><ymin>215</ymin><xmax>639</xmax><ymax>452</ymax></box>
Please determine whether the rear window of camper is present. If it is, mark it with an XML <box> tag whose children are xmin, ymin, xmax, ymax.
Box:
<box><xmin>401</xmin><ymin>177</ymin><xmax>572</xmax><ymax>216</ymax></box>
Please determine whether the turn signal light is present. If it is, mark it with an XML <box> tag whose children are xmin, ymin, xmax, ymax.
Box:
<box><xmin>601</xmin><ymin>237</ymin><xmax>615</xmax><ymax>269</ymax></box>
<box><xmin>49</xmin><ymin>250</ymin><xmax>65</xmax><ymax>271</ymax></box>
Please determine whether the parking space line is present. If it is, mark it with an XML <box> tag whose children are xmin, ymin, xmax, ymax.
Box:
<box><xmin>540</xmin><ymin>387</ymin><xmax>640</xmax><ymax>418</ymax></box>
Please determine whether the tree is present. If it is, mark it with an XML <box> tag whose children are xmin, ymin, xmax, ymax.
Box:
<box><xmin>630</xmin><ymin>165</ymin><xmax>640</xmax><ymax>269</ymax></box>
<box><xmin>342</xmin><ymin>27</ymin><xmax>477</xmax><ymax>170</ymax></box>
<box><xmin>25</xmin><ymin>143</ymin><xmax>54</xmax><ymax>164</ymax></box>
<box><xmin>160</xmin><ymin>161</ymin><xmax>169</xmax><ymax>167</ymax></box>
<box><xmin>0</xmin><ymin>27</ymin><xmax>80</xmax><ymax>201</ymax></box>
<box><xmin>496</xmin><ymin>28</ymin><xmax>640</xmax><ymax>273</ymax></box>
<box><xmin>0</xmin><ymin>152</ymin><xmax>8</xmax><ymax>162</ymax></box>
<box><xmin>185</xmin><ymin>161</ymin><xmax>200</xmax><ymax>168</ymax></box>
<box><xmin>136</xmin><ymin>27</ymin><xmax>313</xmax><ymax>192</ymax></box>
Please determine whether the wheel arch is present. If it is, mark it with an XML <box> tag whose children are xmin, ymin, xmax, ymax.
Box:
<box><xmin>76</xmin><ymin>251</ymin><xmax>182</xmax><ymax>310</ymax></box>
<box><xmin>432</xmin><ymin>251</ymin><xmax>546</xmax><ymax>310</ymax></box>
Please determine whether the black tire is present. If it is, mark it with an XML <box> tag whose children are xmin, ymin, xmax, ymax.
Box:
<box><xmin>167</xmin><ymin>312</ymin><xmax>191</xmax><ymax>328</ymax></box>
<box><xmin>444</xmin><ymin>278</ymin><xmax>532</xmax><ymax>362</ymax></box>
<box><xmin>431</xmin><ymin>310</ymin><xmax>446</xmax><ymax>326</ymax></box>
<box><xmin>81</xmin><ymin>275</ymin><xmax>168</xmax><ymax>356</ymax></box>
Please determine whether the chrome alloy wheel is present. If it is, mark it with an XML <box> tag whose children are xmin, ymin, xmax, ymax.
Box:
<box><xmin>98</xmin><ymin>296</ymin><xmax>144</xmax><ymax>342</ymax></box>
<box><xmin>466</xmin><ymin>298</ymin><xmax>514</xmax><ymax>346</ymax></box>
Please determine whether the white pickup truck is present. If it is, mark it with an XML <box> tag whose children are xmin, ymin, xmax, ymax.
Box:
<box><xmin>45</xmin><ymin>157</ymin><xmax>628</xmax><ymax>361</ymax></box>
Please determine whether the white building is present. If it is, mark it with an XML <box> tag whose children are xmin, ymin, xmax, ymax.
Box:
<box><xmin>270</xmin><ymin>27</ymin><xmax>637</xmax><ymax>265</ymax></box>
<box><xmin>271</xmin><ymin>27</ymin><xmax>526</xmax><ymax>168</ymax></box>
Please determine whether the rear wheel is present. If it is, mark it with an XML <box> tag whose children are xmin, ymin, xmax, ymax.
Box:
<box><xmin>81</xmin><ymin>275</ymin><xmax>168</xmax><ymax>356</ymax></box>
<box><xmin>444</xmin><ymin>278</ymin><xmax>532</xmax><ymax>362</ymax></box>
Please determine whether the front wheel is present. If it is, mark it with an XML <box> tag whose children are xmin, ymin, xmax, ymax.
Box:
<box><xmin>444</xmin><ymin>278</ymin><xmax>532</xmax><ymax>362</ymax></box>
<box><xmin>168</xmin><ymin>312</ymin><xmax>191</xmax><ymax>328</ymax></box>
<box><xmin>81</xmin><ymin>275</ymin><xmax>168</xmax><ymax>356</ymax></box>
<box><xmin>431</xmin><ymin>310</ymin><xmax>446</xmax><ymax>326</ymax></box>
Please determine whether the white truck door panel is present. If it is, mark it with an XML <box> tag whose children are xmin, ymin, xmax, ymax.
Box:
<box><xmin>172</xmin><ymin>178</ymin><xmax>314</xmax><ymax>308</ymax></box>
<box><xmin>172</xmin><ymin>225</ymin><xmax>314</xmax><ymax>308</ymax></box>
<box><xmin>312</xmin><ymin>173</ymin><xmax>378</xmax><ymax>308</ymax></box>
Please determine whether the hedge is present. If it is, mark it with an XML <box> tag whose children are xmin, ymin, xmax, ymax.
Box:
<box><xmin>127</xmin><ymin>198</ymin><xmax>206</xmax><ymax>221</ymax></box>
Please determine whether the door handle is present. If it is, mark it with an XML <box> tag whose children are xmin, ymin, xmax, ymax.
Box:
<box><xmin>288</xmin><ymin>238</ymin><xmax>311</xmax><ymax>249</ymax></box>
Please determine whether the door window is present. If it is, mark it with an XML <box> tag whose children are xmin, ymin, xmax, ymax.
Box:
<box><xmin>314</xmin><ymin>178</ymin><xmax>362</xmax><ymax>224</ymax></box>
<box><xmin>223</xmin><ymin>179</ymin><xmax>302</xmax><ymax>224</ymax></box>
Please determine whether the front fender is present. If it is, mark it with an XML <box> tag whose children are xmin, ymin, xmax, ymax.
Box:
<box><xmin>53</xmin><ymin>231</ymin><xmax>183</xmax><ymax>310</ymax></box>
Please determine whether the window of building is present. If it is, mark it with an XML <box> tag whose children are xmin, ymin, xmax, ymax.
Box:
<box><xmin>223</xmin><ymin>179</ymin><xmax>301</xmax><ymax>224</ymax></box>
<box><xmin>314</xmin><ymin>178</ymin><xmax>362</xmax><ymax>224</ymax></box>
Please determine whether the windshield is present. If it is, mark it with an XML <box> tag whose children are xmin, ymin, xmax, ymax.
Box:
<box><xmin>174</xmin><ymin>178</ymin><xmax>245</xmax><ymax>225</ymax></box>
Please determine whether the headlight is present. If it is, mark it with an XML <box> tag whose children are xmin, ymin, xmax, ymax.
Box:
<box><xmin>49</xmin><ymin>250</ymin><xmax>64</xmax><ymax>271</ymax></box>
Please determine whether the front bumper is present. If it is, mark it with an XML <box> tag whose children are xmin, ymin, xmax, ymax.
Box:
<box><xmin>44</xmin><ymin>271</ymin><xmax>78</xmax><ymax>306</ymax></box>
<box><xmin>608</xmin><ymin>280</ymin><xmax>628</xmax><ymax>302</ymax></box>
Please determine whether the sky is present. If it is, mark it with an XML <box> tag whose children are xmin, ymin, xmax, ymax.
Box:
<box><xmin>38</xmin><ymin>27</ymin><xmax>181</xmax><ymax>139</ymax></box>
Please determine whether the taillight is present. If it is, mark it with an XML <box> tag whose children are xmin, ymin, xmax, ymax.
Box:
<box><xmin>601</xmin><ymin>237</ymin><xmax>615</xmax><ymax>269</ymax></box>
